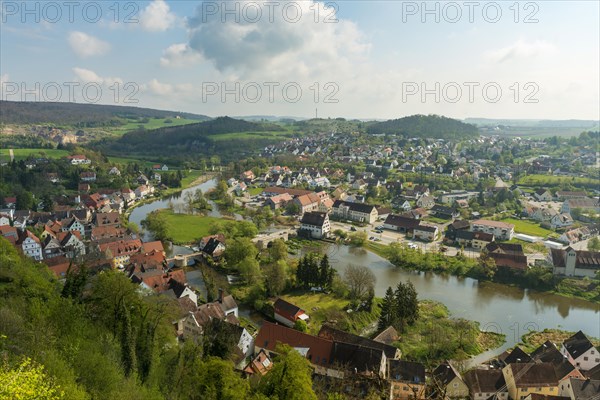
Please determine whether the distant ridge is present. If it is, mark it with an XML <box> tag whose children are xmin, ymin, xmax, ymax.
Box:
<box><xmin>366</xmin><ymin>114</ymin><xmax>479</xmax><ymax>139</ymax></box>
<box><xmin>0</xmin><ymin>101</ymin><xmax>211</xmax><ymax>126</ymax></box>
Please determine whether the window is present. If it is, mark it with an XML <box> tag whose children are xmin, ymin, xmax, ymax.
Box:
<box><xmin>584</xmin><ymin>357</ymin><xmax>589</xmax><ymax>361</ymax></box>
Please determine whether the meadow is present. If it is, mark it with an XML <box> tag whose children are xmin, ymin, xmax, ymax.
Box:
<box><xmin>500</xmin><ymin>217</ymin><xmax>556</xmax><ymax>237</ymax></box>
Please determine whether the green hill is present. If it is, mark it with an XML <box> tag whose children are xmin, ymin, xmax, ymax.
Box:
<box><xmin>0</xmin><ymin>101</ymin><xmax>210</xmax><ymax>127</ymax></box>
<box><xmin>366</xmin><ymin>114</ymin><xmax>479</xmax><ymax>139</ymax></box>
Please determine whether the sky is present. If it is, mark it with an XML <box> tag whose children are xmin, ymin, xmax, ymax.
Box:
<box><xmin>1</xmin><ymin>0</ymin><xmax>599</xmax><ymax>120</ymax></box>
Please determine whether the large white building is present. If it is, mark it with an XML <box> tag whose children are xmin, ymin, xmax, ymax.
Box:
<box><xmin>332</xmin><ymin>200</ymin><xmax>378</xmax><ymax>224</ymax></box>
<box><xmin>299</xmin><ymin>212</ymin><xmax>330</xmax><ymax>239</ymax></box>
<box><xmin>471</xmin><ymin>219</ymin><xmax>515</xmax><ymax>241</ymax></box>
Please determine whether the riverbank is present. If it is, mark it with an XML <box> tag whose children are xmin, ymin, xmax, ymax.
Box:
<box><xmin>361</xmin><ymin>241</ymin><xmax>600</xmax><ymax>304</ymax></box>
<box><xmin>519</xmin><ymin>328</ymin><xmax>600</xmax><ymax>353</ymax></box>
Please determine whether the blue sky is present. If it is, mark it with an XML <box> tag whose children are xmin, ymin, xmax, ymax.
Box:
<box><xmin>1</xmin><ymin>0</ymin><xmax>598</xmax><ymax>119</ymax></box>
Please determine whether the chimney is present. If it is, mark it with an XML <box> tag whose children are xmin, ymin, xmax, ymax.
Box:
<box><xmin>218</xmin><ymin>288</ymin><xmax>224</xmax><ymax>303</ymax></box>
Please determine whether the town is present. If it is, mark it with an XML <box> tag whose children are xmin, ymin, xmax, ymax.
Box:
<box><xmin>1</xmin><ymin>125</ymin><xmax>599</xmax><ymax>399</ymax></box>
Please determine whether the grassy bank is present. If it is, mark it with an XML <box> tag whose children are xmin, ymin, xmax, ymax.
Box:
<box><xmin>397</xmin><ymin>300</ymin><xmax>505</xmax><ymax>365</ymax></box>
<box><xmin>519</xmin><ymin>328</ymin><xmax>600</xmax><ymax>353</ymax></box>
<box><xmin>281</xmin><ymin>292</ymin><xmax>382</xmax><ymax>336</ymax></box>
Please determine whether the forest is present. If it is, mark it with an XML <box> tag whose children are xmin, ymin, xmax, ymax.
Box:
<box><xmin>366</xmin><ymin>114</ymin><xmax>479</xmax><ymax>139</ymax></box>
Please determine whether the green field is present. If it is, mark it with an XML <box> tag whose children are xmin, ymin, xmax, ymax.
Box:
<box><xmin>210</xmin><ymin>130</ymin><xmax>293</xmax><ymax>141</ymax></box>
<box><xmin>248</xmin><ymin>187</ymin><xmax>264</xmax><ymax>196</ymax></box>
<box><xmin>110</xmin><ymin>117</ymin><xmax>201</xmax><ymax>135</ymax></box>
<box><xmin>159</xmin><ymin>210</ymin><xmax>222</xmax><ymax>244</ymax></box>
<box><xmin>106</xmin><ymin>156</ymin><xmax>157</xmax><ymax>167</ymax></box>
<box><xmin>500</xmin><ymin>218</ymin><xmax>555</xmax><ymax>237</ymax></box>
<box><xmin>518</xmin><ymin>174</ymin><xmax>600</xmax><ymax>188</ymax></box>
<box><xmin>0</xmin><ymin>148</ymin><xmax>69</xmax><ymax>161</ymax></box>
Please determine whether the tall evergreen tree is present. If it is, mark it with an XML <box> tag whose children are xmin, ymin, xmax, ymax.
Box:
<box><xmin>120</xmin><ymin>303</ymin><xmax>137</xmax><ymax>377</ymax></box>
<box><xmin>378</xmin><ymin>286</ymin><xmax>397</xmax><ymax>331</ymax></box>
<box><xmin>319</xmin><ymin>254</ymin><xmax>330</xmax><ymax>287</ymax></box>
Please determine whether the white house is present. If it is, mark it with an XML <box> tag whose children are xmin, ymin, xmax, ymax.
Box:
<box><xmin>299</xmin><ymin>211</ymin><xmax>330</xmax><ymax>239</ymax></box>
<box><xmin>18</xmin><ymin>230</ymin><xmax>43</xmax><ymax>261</ymax></box>
<box><xmin>561</xmin><ymin>331</ymin><xmax>600</xmax><ymax>371</ymax></box>
<box><xmin>413</xmin><ymin>224</ymin><xmax>439</xmax><ymax>242</ymax></box>
<box><xmin>332</xmin><ymin>200</ymin><xmax>378</xmax><ymax>224</ymax></box>
<box><xmin>550</xmin><ymin>247</ymin><xmax>600</xmax><ymax>278</ymax></box>
<box><xmin>471</xmin><ymin>219</ymin><xmax>515</xmax><ymax>241</ymax></box>
<box><xmin>551</xmin><ymin>213</ymin><xmax>574</xmax><ymax>229</ymax></box>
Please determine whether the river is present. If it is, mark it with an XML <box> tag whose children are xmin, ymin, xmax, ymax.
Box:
<box><xmin>131</xmin><ymin>179</ymin><xmax>600</xmax><ymax>361</ymax></box>
<box><xmin>300</xmin><ymin>244</ymin><xmax>600</xmax><ymax>361</ymax></box>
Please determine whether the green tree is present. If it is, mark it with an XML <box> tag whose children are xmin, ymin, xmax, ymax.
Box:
<box><xmin>119</xmin><ymin>303</ymin><xmax>137</xmax><ymax>377</ymax></box>
<box><xmin>378</xmin><ymin>286</ymin><xmax>397</xmax><ymax>331</ymax></box>
<box><xmin>260</xmin><ymin>345</ymin><xmax>317</xmax><ymax>400</ymax></box>
<box><xmin>264</xmin><ymin>260</ymin><xmax>288</xmax><ymax>296</ymax></box>
<box><xmin>0</xmin><ymin>358</ymin><xmax>65</xmax><ymax>400</ymax></box>
<box><xmin>16</xmin><ymin>191</ymin><xmax>34</xmax><ymax>210</ymax></box>
<box><xmin>394</xmin><ymin>281</ymin><xmax>419</xmax><ymax>332</ymax></box>
<box><xmin>268</xmin><ymin>239</ymin><xmax>288</xmax><ymax>262</ymax></box>
<box><xmin>588</xmin><ymin>237</ymin><xmax>600</xmax><ymax>251</ymax></box>
<box><xmin>141</xmin><ymin>210</ymin><xmax>170</xmax><ymax>242</ymax></box>
<box><xmin>238</xmin><ymin>256</ymin><xmax>262</xmax><ymax>284</ymax></box>
<box><xmin>294</xmin><ymin>319</ymin><xmax>308</xmax><ymax>332</ymax></box>
<box><xmin>224</xmin><ymin>237</ymin><xmax>258</xmax><ymax>269</ymax></box>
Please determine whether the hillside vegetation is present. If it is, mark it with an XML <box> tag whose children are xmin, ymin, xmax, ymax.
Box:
<box><xmin>0</xmin><ymin>101</ymin><xmax>209</xmax><ymax>127</ymax></box>
<box><xmin>98</xmin><ymin>116</ymin><xmax>294</xmax><ymax>162</ymax></box>
<box><xmin>366</xmin><ymin>114</ymin><xmax>479</xmax><ymax>139</ymax></box>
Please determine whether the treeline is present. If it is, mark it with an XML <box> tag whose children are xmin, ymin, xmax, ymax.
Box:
<box><xmin>0</xmin><ymin>101</ymin><xmax>209</xmax><ymax>126</ymax></box>
<box><xmin>0</xmin><ymin>238</ymin><xmax>324</xmax><ymax>400</ymax></box>
<box><xmin>295</xmin><ymin>254</ymin><xmax>334</xmax><ymax>290</ymax></box>
<box><xmin>366</xmin><ymin>114</ymin><xmax>479</xmax><ymax>139</ymax></box>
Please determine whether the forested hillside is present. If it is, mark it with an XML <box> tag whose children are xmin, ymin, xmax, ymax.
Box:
<box><xmin>0</xmin><ymin>239</ymin><xmax>317</xmax><ymax>400</ymax></box>
<box><xmin>96</xmin><ymin>116</ymin><xmax>293</xmax><ymax>162</ymax></box>
<box><xmin>0</xmin><ymin>101</ymin><xmax>210</xmax><ymax>126</ymax></box>
<box><xmin>366</xmin><ymin>114</ymin><xmax>479</xmax><ymax>139</ymax></box>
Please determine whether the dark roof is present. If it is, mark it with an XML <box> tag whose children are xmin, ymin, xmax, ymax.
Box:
<box><xmin>464</xmin><ymin>369</ymin><xmax>506</xmax><ymax>394</ymax></box>
<box><xmin>450</xmin><ymin>220</ymin><xmax>471</xmax><ymax>230</ymax></box>
<box><xmin>508</xmin><ymin>363</ymin><xmax>558</xmax><ymax>386</ymax></box>
<box><xmin>274</xmin><ymin>298</ymin><xmax>302</xmax><ymax>320</ymax></box>
<box><xmin>432</xmin><ymin>363</ymin><xmax>462</xmax><ymax>385</ymax></box>
<box><xmin>318</xmin><ymin>325</ymin><xmax>398</xmax><ymax>359</ymax></box>
<box><xmin>329</xmin><ymin>341</ymin><xmax>385</xmax><ymax>375</ymax></box>
<box><xmin>300</xmin><ymin>211</ymin><xmax>328</xmax><ymax>227</ymax></box>
<box><xmin>486</xmin><ymin>242</ymin><xmax>524</xmax><ymax>255</ymax></box>
<box><xmin>373</xmin><ymin>326</ymin><xmax>399</xmax><ymax>345</ymax></box>
<box><xmin>563</xmin><ymin>330</ymin><xmax>595</xmax><ymax>359</ymax></box>
<box><xmin>586</xmin><ymin>363</ymin><xmax>600</xmax><ymax>379</ymax></box>
<box><xmin>431</xmin><ymin>205</ymin><xmax>456</xmax><ymax>215</ymax></box>
<box><xmin>384</xmin><ymin>214</ymin><xmax>420</xmax><ymax>229</ymax></box>
<box><xmin>415</xmin><ymin>224</ymin><xmax>437</xmax><ymax>233</ymax></box>
<box><xmin>568</xmin><ymin>378</ymin><xmax>600</xmax><ymax>400</ymax></box>
<box><xmin>500</xmin><ymin>346</ymin><xmax>532</xmax><ymax>364</ymax></box>
<box><xmin>456</xmin><ymin>230</ymin><xmax>495</xmax><ymax>241</ymax></box>
<box><xmin>388</xmin><ymin>360</ymin><xmax>425</xmax><ymax>384</ymax></box>
<box><xmin>333</xmin><ymin>200</ymin><xmax>376</xmax><ymax>214</ymax></box>
<box><xmin>203</xmin><ymin>237</ymin><xmax>224</xmax><ymax>256</ymax></box>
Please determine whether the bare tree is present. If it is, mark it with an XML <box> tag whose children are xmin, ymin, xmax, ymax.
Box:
<box><xmin>344</xmin><ymin>264</ymin><xmax>376</xmax><ymax>300</ymax></box>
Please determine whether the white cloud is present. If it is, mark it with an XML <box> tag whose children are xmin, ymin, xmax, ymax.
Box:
<box><xmin>485</xmin><ymin>39</ymin><xmax>556</xmax><ymax>63</ymax></box>
<box><xmin>72</xmin><ymin>67</ymin><xmax>122</xmax><ymax>86</ymax></box>
<box><xmin>140</xmin><ymin>0</ymin><xmax>176</xmax><ymax>32</ymax></box>
<box><xmin>182</xmin><ymin>0</ymin><xmax>370</xmax><ymax>79</ymax></box>
<box><xmin>68</xmin><ymin>31</ymin><xmax>110</xmax><ymax>58</ymax></box>
<box><xmin>160</xmin><ymin>43</ymin><xmax>202</xmax><ymax>67</ymax></box>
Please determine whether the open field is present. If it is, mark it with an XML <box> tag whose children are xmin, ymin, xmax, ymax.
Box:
<box><xmin>518</xmin><ymin>174</ymin><xmax>600</xmax><ymax>188</ymax></box>
<box><xmin>500</xmin><ymin>218</ymin><xmax>555</xmax><ymax>237</ymax></box>
<box><xmin>0</xmin><ymin>148</ymin><xmax>69</xmax><ymax>161</ymax></box>
<box><xmin>248</xmin><ymin>187</ymin><xmax>264</xmax><ymax>196</ymax></box>
<box><xmin>209</xmin><ymin>130</ymin><xmax>294</xmax><ymax>141</ymax></box>
<box><xmin>158</xmin><ymin>210</ymin><xmax>222</xmax><ymax>244</ymax></box>
<box><xmin>110</xmin><ymin>117</ymin><xmax>201</xmax><ymax>135</ymax></box>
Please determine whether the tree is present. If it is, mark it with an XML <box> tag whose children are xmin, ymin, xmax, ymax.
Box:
<box><xmin>378</xmin><ymin>286</ymin><xmax>397</xmax><ymax>331</ymax></box>
<box><xmin>348</xmin><ymin>231</ymin><xmax>367</xmax><ymax>247</ymax></box>
<box><xmin>238</xmin><ymin>257</ymin><xmax>261</xmax><ymax>285</ymax></box>
<box><xmin>588</xmin><ymin>237</ymin><xmax>600</xmax><ymax>252</ymax></box>
<box><xmin>264</xmin><ymin>260</ymin><xmax>288</xmax><ymax>296</ymax></box>
<box><xmin>294</xmin><ymin>319</ymin><xmax>308</xmax><ymax>332</ymax></box>
<box><xmin>394</xmin><ymin>281</ymin><xmax>419</xmax><ymax>332</ymax></box>
<box><xmin>119</xmin><ymin>302</ymin><xmax>137</xmax><ymax>377</ymax></box>
<box><xmin>260</xmin><ymin>345</ymin><xmax>318</xmax><ymax>400</ymax></box>
<box><xmin>141</xmin><ymin>211</ymin><xmax>170</xmax><ymax>242</ymax></box>
<box><xmin>268</xmin><ymin>239</ymin><xmax>288</xmax><ymax>262</ymax></box>
<box><xmin>343</xmin><ymin>264</ymin><xmax>376</xmax><ymax>300</ymax></box>
<box><xmin>0</xmin><ymin>358</ymin><xmax>65</xmax><ymax>400</ymax></box>
<box><xmin>224</xmin><ymin>238</ymin><xmax>258</xmax><ymax>270</ymax></box>
<box><xmin>16</xmin><ymin>191</ymin><xmax>34</xmax><ymax>210</ymax></box>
